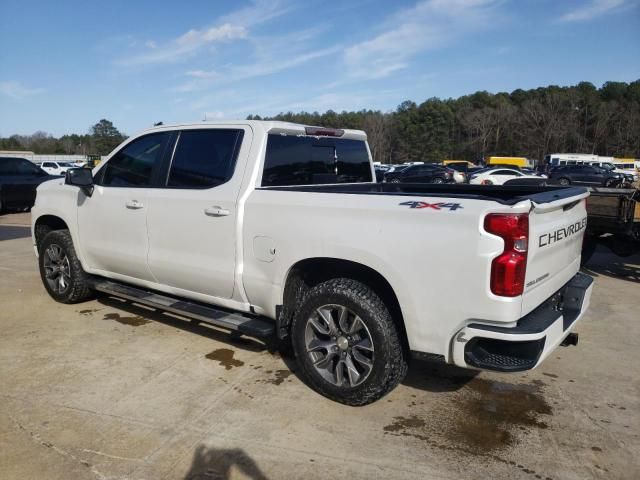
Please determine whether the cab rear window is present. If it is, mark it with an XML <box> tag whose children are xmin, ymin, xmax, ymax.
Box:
<box><xmin>262</xmin><ymin>134</ymin><xmax>372</xmax><ymax>187</ymax></box>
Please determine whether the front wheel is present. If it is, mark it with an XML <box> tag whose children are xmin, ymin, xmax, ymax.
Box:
<box><xmin>291</xmin><ymin>278</ymin><xmax>408</xmax><ymax>406</ymax></box>
<box><xmin>432</xmin><ymin>177</ymin><xmax>444</xmax><ymax>184</ymax></box>
<box><xmin>38</xmin><ymin>230</ymin><xmax>94</xmax><ymax>304</ymax></box>
<box><xmin>558</xmin><ymin>177</ymin><xmax>570</xmax><ymax>186</ymax></box>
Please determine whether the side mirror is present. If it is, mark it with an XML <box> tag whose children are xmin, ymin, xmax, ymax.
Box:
<box><xmin>65</xmin><ymin>168</ymin><xmax>94</xmax><ymax>197</ymax></box>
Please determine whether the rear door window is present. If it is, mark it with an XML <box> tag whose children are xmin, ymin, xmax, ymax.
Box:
<box><xmin>167</xmin><ymin>129</ymin><xmax>244</xmax><ymax>188</ymax></box>
<box><xmin>262</xmin><ymin>134</ymin><xmax>372</xmax><ymax>187</ymax></box>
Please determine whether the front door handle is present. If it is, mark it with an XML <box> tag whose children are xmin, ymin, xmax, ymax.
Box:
<box><xmin>204</xmin><ymin>206</ymin><xmax>230</xmax><ymax>217</ymax></box>
<box><xmin>125</xmin><ymin>200</ymin><xmax>144</xmax><ymax>210</ymax></box>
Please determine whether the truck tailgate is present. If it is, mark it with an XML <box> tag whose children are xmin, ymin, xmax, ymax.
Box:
<box><xmin>522</xmin><ymin>192</ymin><xmax>589</xmax><ymax>316</ymax></box>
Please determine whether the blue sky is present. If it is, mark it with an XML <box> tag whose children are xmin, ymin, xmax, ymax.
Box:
<box><xmin>1</xmin><ymin>0</ymin><xmax>639</xmax><ymax>137</ymax></box>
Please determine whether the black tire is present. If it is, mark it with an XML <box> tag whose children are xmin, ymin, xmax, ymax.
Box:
<box><xmin>432</xmin><ymin>177</ymin><xmax>444</xmax><ymax>184</ymax></box>
<box><xmin>38</xmin><ymin>229</ymin><xmax>94</xmax><ymax>304</ymax></box>
<box><xmin>558</xmin><ymin>177</ymin><xmax>570</xmax><ymax>186</ymax></box>
<box><xmin>291</xmin><ymin>278</ymin><xmax>408</xmax><ymax>406</ymax></box>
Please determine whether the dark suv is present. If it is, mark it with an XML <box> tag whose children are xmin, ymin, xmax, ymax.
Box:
<box><xmin>384</xmin><ymin>163</ymin><xmax>454</xmax><ymax>184</ymax></box>
<box><xmin>0</xmin><ymin>157</ymin><xmax>55</xmax><ymax>214</ymax></box>
<box><xmin>548</xmin><ymin>165</ymin><xmax>623</xmax><ymax>187</ymax></box>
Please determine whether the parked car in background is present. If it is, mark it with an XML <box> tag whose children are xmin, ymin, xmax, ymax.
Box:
<box><xmin>469</xmin><ymin>168</ymin><xmax>545</xmax><ymax>185</ymax></box>
<box><xmin>0</xmin><ymin>157</ymin><xmax>57</xmax><ymax>213</ymax></box>
<box><xmin>443</xmin><ymin>162</ymin><xmax>469</xmax><ymax>183</ymax></box>
<box><xmin>547</xmin><ymin>165</ymin><xmax>623</xmax><ymax>187</ymax></box>
<box><xmin>384</xmin><ymin>163</ymin><xmax>454</xmax><ymax>184</ymax></box>
<box><xmin>39</xmin><ymin>161</ymin><xmax>76</xmax><ymax>176</ymax></box>
<box><xmin>386</xmin><ymin>164</ymin><xmax>410</xmax><ymax>174</ymax></box>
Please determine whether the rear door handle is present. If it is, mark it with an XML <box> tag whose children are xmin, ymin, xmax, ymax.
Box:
<box><xmin>204</xmin><ymin>206</ymin><xmax>230</xmax><ymax>217</ymax></box>
<box><xmin>125</xmin><ymin>200</ymin><xmax>144</xmax><ymax>210</ymax></box>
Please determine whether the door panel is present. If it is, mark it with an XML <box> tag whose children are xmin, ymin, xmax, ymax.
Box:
<box><xmin>77</xmin><ymin>187</ymin><xmax>154</xmax><ymax>280</ymax></box>
<box><xmin>77</xmin><ymin>131</ymin><xmax>171</xmax><ymax>281</ymax></box>
<box><xmin>146</xmin><ymin>127</ymin><xmax>249</xmax><ymax>299</ymax></box>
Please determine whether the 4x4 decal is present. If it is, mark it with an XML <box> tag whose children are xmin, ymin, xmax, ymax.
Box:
<box><xmin>399</xmin><ymin>201</ymin><xmax>463</xmax><ymax>211</ymax></box>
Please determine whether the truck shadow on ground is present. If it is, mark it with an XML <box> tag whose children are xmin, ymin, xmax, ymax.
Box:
<box><xmin>582</xmin><ymin>249</ymin><xmax>640</xmax><ymax>284</ymax></box>
<box><xmin>0</xmin><ymin>225</ymin><xmax>31</xmax><ymax>241</ymax></box>
<box><xmin>402</xmin><ymin>359</ymin><xmax>478</xmax><ymax>392</ymax></box>
<box><xmin>97</xmin><ymin>296</ymin><xmax>476</xmax><ymax>394</ymax></box>
<box><xmin>96</xmin><ymin>295</ymin><xmax>268</xmax><ymax>353</ymax></box>
<box><xmin>277</xmin><ymin>351</ymin><xmax>478</xmax><ymax>394</ymax></box>
<box><xmin>183</xmin><ymin>444</ymin><xmax>269</xmax><ymax>480</ymax></box>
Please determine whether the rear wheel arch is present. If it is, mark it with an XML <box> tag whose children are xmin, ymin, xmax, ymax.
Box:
<box><xmin>278</xmin><ymin>258</ymin><xmax>407</xmax><ymax>350</ymax></box>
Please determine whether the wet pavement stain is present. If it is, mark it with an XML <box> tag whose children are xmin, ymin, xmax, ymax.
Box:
<box><xmin>102</xmin><ymin>312</ymin><xmax>150</xmax><ymax>326</ymax></box>
<box><xmin>79</xmin><ymin>308</ymin><xmax>101</xmax><ymax>315</ymax></box>
<box><xmin>205</xmin><ymin>348</ymin><xmax>244</xmax><ymax>370</ymax></box>
<box><xmin>383</xmin><ymin>378</ymin><xmax>554</xmax><ymax>478</ymax></box>
<box><xmin>384</xmin><ymin>415</ymin><xmax>426</xmax><ymax>433</ymax></box>
<box><xmin>257</xmin><ymin>369</ymin><xmax>292</xmax><ymax>386</ymax></box>
<box><xmin>445</xmin><ymin>378</ymin><xmax>553</xmax><ymax>452</ymax></box>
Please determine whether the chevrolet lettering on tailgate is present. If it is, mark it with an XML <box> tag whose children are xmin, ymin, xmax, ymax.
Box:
<box><xmin>538</xmin><ymin>218</ymin><xmax>587</xmax><ymax>247</ymax></box>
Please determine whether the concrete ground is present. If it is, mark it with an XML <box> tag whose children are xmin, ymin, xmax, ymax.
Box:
<box><xmin>1</xmin><ymin>212</ymin><xmax>638</xmax><ymax>480</ymax></box>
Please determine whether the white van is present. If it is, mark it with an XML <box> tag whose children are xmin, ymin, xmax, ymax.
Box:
<box><xmin>38</xmin><ymin>161</ymin><xmax>75</xmax><ymax>176</ymax></box>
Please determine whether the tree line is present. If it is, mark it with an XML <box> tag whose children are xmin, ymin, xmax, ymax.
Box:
<box><xmin>1</xmin><ymin>81</ymin><xmax>638</xmax><ymax>164</ymax></box>
<box><xmin>249</xmin><ymin>80</ymin><xmax>640</xmax><ymax>164</ymax></box>
<box><xmin>0</xmin><ymin>119</ymin><xmax>126</xmax><ymax>157</ymax></box>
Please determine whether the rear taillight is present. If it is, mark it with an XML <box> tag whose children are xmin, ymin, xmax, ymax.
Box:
<box><xmin>484</xmin><ymin>213</ymin><xmax>529</xmax><ymax>297</ymax></box>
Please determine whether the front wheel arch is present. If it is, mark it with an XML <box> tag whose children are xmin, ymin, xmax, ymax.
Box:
<box><xmin>34</xmin><ymin>215</ymin><xmax>69</xmax><ymax>251</ymax></box>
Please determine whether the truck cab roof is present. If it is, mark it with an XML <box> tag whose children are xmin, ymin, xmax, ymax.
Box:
<box><xmin>136</xmin><ymin>120</ymin><xmax>368</xmax><ymax>142</ymax></box>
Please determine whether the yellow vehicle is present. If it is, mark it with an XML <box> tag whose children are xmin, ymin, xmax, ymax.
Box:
<box><xmin>442</xmin><ymin>160</ymin><xmax>475</xmax><ymax>167</ymax></box>
<box><xmin>486</xmin><ymin>156</ymin><xmax>529</xmax><ymax>168</ymax></box>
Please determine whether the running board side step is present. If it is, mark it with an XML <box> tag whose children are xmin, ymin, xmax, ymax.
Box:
<box><xmin>92</xmin><ymin>280</ymin><xmax>275</xmax><ymax>338</ymax></box>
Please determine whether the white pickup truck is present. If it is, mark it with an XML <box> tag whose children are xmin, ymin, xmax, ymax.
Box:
<box><xmin>31</xmin><ymin>121</ymin><xmax>593</xmax><ymax>405</ymax></box>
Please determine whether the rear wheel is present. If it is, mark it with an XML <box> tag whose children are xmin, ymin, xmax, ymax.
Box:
<box><xmin>432</xmin><ymin>177</ymin><xmax>444</xmax><ymax>184</ymax></box>
<box><xmin>38</xmin><ymin>230</ymin><xmax>94</xmax><ymax>304</ymax></box>
<box><xmin>558</xmin><ymin>177</ymin><xmax>570</xmax><ymax>186</ymax></box>
<box><xmin>291</xmin><ymin>278</ymin><xmax>408</xmax><ymax>406</ymax></box>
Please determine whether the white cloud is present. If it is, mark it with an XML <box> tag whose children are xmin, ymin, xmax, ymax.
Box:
<box><xmin>173</xmin><ymin>27</ymin><xmax>340</xmax><ymax>94</ymax></box>
<box><xmin>176</xmin><ymin>24</ymin><xmax>247</xmax><ymax>48</ymax></box>
<box><xmin>559</xmin><ymin>0</ymin><xmax>628</xmax><ymax>22</ymax></box>
<box><xmin>186</xmin><ymin>70</ymin><xmax>220</xmax><ymax>79</ymax></box>
<box><xmin>0</xmin><ymin>81</ymin><xmax>44</xmax><ymax>99</ymax></box>
<box><xmin>204</xmin><ymin>111</ymin><xmax>225</xmax><ymax>120</ymax></box>
<box><xmin>344</xmin><ymin>0</ymin><xmax>500</xmax><ymax>79</ymax></box>
<box><xmin>117</xmin><ymin>23</ymin><xmax>246</xmax><ymax>66</ymax></box>
<box><xmin>116</xmin><ymin>0</ymin><xmax>288</xmax><ymax>67</ymax></box>
<box><xmin>219</xmin><ymin>0</ymin><xmax>291</xmax><ymax>28</ymax></box>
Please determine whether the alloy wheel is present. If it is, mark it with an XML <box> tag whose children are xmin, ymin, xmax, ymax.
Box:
<box><xmin>43</xmin><ymin>244</ymin><xmax>71</xmax><ymax>294</ymax></box>
<box><xmin>304</xmin><ymin>304</ymin><xmax>375</xmax><ymax>387</ymax></box>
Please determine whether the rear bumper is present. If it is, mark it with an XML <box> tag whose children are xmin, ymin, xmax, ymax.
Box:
<box><xmin>451</xmin><ymin>272</ymin><xmax>593</xmax><ymax>372</ymax></box>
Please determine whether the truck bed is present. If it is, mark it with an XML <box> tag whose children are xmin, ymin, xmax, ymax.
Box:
<box><xmin>258</xmin><ymin>183</ymin><xmax>587</xmax><ymax>206</ymax></box>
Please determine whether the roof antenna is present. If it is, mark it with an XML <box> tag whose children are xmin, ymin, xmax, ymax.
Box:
<box><xmin>154</xmin><ymin>121</ymin><xmax>163</xmax><ymax>126</ymax></box>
